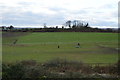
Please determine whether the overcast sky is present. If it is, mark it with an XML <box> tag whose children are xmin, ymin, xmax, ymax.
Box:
<box><xmin>0</xmin><ymin>0</ymin><xmax>119</xmax><ymax>28</ymax></box>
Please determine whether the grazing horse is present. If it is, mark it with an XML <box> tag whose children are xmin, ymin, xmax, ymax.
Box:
<box><xmin>75</xmin><ymin>43</ymin><xmax>80</xmax><ymax>48</ymax></box>
<box><xmin>78</xmin><ymin>43</ymin><xmax>80</xmax><ymax>46</ymax></box>
<box><xmin>58</xmin><ymin>45</ymin><xmax>60</xmax><ymax>48</ymax></box>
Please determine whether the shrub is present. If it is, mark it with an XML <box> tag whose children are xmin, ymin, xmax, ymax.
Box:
<box><xmin>24</xmin><ymin>65</ymin><xmax>46</xmax><ymax>78</ymax></box>
<box><xmin>2</xmin><ymin>59</ymin><xmax>119</xmax><ymax>79</ymax></box>
<box><xmin>2</xmin><ymin>63</ymin><xmax>25</xmax><ymax>79</ymax></box>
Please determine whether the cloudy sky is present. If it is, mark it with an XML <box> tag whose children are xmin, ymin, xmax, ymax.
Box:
<box><xmin>0</xmin><ymin>0</ymin><xmax>119</xmax><ymax>28</ymax></box>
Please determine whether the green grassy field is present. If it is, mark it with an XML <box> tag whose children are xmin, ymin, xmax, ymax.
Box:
<box><xmin>2</xmin><ymin>32</ymin><xmax>118</xmax><ymax>63</ymax></box>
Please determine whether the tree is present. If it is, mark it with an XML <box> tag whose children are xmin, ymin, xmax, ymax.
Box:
<box><xmin>62</xmin><ymin>26</ymin><xmax>64</xmax><ymax>29</ymax></box>
<box><xmin>65</xmin><ymin>20</ymin><xmax>90</xmax><ymax>29</ymax></box>
<box><xmin>73</xmin><ymin>20</ymin><xmax>77</xmax><ymax>27</ymax></box>
<box><xmin>56</xmin><ymin>26</ymin><xmax>58</xmax><ymax>29</ymax></box>
<box><xmin>44</xmin><ymin>23</ymin><xmax>47</xmax><ymax>28</ymax></box>
<box><xmin>84</xmin><ymin>23</ymin><xmax>89</xmax><ymax>27</ymax></box>
<box><xmin>66</xmin><ymin>20</ymin><xmax>72</xmax><ymax>28</ymax></box>
<box><xmin>9</xmin><ymin>25</ymin><xmax>14</xmax><ymax>30</ymax></box>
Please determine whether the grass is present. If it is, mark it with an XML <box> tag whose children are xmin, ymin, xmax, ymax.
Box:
<box><xmin>2</xmin><ymin>32</ymin><xmax>118</xmax><ymax>63</ymax></box>
<box><xmin>18</xmin><ymin>32</ymin><xmax>118</xmax><ymax>43</ymax></box>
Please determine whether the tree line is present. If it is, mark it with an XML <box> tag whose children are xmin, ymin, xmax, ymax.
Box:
<box><xmin>1</xmin><ymin>20</ymin><xmax>119</xmax><ymax>33</ymax></box>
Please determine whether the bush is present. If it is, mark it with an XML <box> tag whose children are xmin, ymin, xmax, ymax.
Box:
<box><xmin>2</xmin><ymin>63</ymin><xmax>25</xmax><ymax>79</ymax></box>
<box><xmin>24</xmin><ymin>65</ymin><xmax>46</xmax><ymax>78</ymax></box>
<box><xmin>117</xmin><ymin>59</ymin><xmax>120</xmax><ymax>75</ymax></box>
<box><xmin>2</xmin><ymin>59</ymin><xmax>119</xmax><ymax>79</ymax></box>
